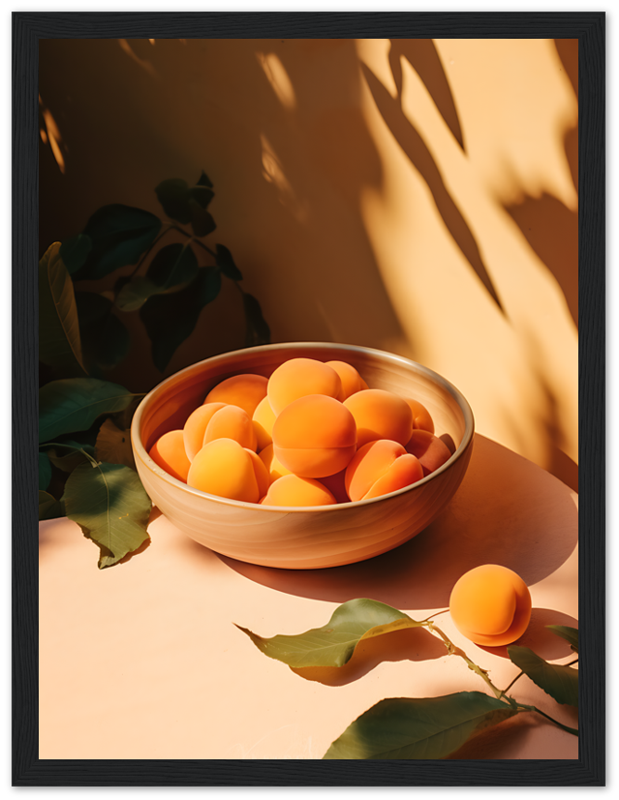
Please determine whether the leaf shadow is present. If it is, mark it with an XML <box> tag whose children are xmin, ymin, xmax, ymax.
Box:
<box><xmin>388</xmin><ymin>39</ymin><xmax>465</xmax><ymax>150</ymax></box>
<box><xmin>361</xmin><ymin>62</ymin><xmax>503</xmax><ymax>314</ymax></box>
<box><xmin>291</xmin><ymin>626</ymin><xmax>445</xmax><ymax>687</ymax></box>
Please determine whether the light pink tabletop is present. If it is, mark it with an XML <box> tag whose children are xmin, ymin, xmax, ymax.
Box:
<box><xmin>39</xmin><ymin>434</ymin><xmax>578</xmax><ymax>760</ymax></box>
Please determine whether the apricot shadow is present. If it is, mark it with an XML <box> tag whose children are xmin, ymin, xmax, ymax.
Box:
<box><xmin>218</xmin><ymin>435</ymin><xmax>578</xmax><ymax>611</ymax></box>
<box><xmin>478</xmin><ymin>607</ymin><xmax>579</xmax><ymax>661</ymax></box>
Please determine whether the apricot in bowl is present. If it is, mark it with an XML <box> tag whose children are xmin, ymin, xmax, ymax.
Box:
<box><xmin>131</xmin><ymin>342</ymin><xmax>474</xmax><ymax>569</ymax></box>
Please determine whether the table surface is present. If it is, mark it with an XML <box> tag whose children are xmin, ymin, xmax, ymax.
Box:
<box><xmin>39</xmin><ymin>433</ymin><xmax>579</xmax><ymax>761</ymax></box>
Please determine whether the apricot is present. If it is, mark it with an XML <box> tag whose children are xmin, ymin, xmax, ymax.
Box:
<box><xmin>404</xmin><ymin>398</ymin><xmax>435</xmax><ymax>434</ymax></box>
<box><xmin>272</xmin><ymin>394</ymin><xmax>357</xmax><ymax>478</ymax></box>
<box><xmin>318</xmin><ymin>468</ymin><xmax>349</xmax><ymax>504</ymax></box>
<box><xmin>343</xmin><ymin>389</ymin><xmax>413</xmax><ymax>449</ymax></box>
<box><xmin>203</xmin><ymin>404</ymin><xmax>258</xmax><ymax>452</ymax></box>
<box><xmin>187</xmin><ymin>438</ymin><xmax>268</xmax><ymax>503</ymax></box>
<box><xmin>205</xmin><ymin>373</ymin><xmax>268</xmax><ymax>417</ymax></box>
<box><xmin>345</xmin><ymin>439</ymin><xmax>424</xmax><ymax>502</ymax></box>
<box><xmin>252</xmin><ymin>395</ymin><xmax>277</xmax><ymax>451</ymax></box>
<box><xmin>259</xmin><ymin>443</ymin><xmax>293</xmax><ymax>483</ymax></box>
<box><xmin>183</xmin><ymin>402</ymin><xmax>227</xmax><ymax>461</ymax></box>
<box><xmin>406</xmin><ymin>430</ymin><xmax>452</xmax><ymax>475</ymax></box>
<box><xmin>325</xmin><ymin>360</ymin><xmax>365</xmax><ymax>401</ymax></box>
<box><xmin>449</xmin><ymin>565</ymin><xmax>532</xmax><ymax>647</ymax></box>
<box><xmin>261</xmin><ymin>474</ymin><xmax>337</xmax><ymax>507</ymax></box>
<box><xmin>149</xmin><ymin>429</ymin><xmax>191</xmax><ymax>483</ymax></box>
<box><xmin>267</xmin><ymin>358</ymin><xmax>342</xmax><ymax>415</ymax></box>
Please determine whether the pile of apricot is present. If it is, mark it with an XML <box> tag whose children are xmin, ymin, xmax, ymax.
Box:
<box><xmin>148</xmin><ymin>357</ymin><xmax>456</xmax><ymax>507</ymax></box>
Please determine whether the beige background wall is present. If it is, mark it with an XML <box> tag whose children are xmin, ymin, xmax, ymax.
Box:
<box><xmin>39</xmin><ymin>38</ymin><xmax>578</xmax><ymax>489</ymax></box>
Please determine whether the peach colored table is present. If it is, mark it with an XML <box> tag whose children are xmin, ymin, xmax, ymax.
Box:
<box><xmin>39</xmin><ymin>434</ymin><xmax>578</xmax><ymax>761</ymax></box>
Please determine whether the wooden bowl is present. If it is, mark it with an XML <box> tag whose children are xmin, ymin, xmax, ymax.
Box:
<box><xmin>131</xmin><ymin>343</ymin><xmax>474</xmax><ymax>569</ymax></box>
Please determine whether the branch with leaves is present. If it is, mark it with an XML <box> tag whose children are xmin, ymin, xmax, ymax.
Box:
<box><xmin>238</xmin><ymin>598</ymin><xmax>578</xmax><ymax>759</ymax></box>
<box><xmin>39</xmin><ymin>172</ymin><xmax>270</xmax><ymax>568</ymax></box>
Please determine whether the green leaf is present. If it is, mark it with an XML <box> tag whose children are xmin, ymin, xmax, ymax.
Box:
<box><xmin>60</xmin><ymin>234</ymin><xmax>92</xmax><ymax>274</ymax></box>
<box><xmin>39</xmin><ymin>452</ymin><xmax>52</xmax><ymax>491</ymax></box>
<box><xmin>215</xmin><ymin>244</ymin><xmax>243</xmax><ymax>281</ymax></box>
<box><xmin>237</xmin><ymin>598</ymin><xmax>423</xmax><ymax>669</ymax></box>
<box><xmin>75</xmin><ymin>292</ymin><xmax>131</xmax><ymax>371</ymax></box>
<box><xmin>196</xmin><ymin>170</ymin><xmax>213</xmax><ymax>188</ymax></box>
<box><xmin>45</xmin><ymin>440</ymin><xmax>95</xmax><ymax>472</ymax></box>
<box><xmin>189</xmin><ymin>199</ymin><xmax>216</xmax><ymax>237</ymax></box>
<box><xmin>62</xmin><ymin>462</ymin><xmax>151</xmax><ymax>568</ymax></box>
<box><xmin>155</xmin><ymin>178</ymin><xmax>192</xmax><ymax>224</ymax></box>
<box><xmin>115</xmin><ymin>276</ymin><xmax>161</xmax><ymax>312</ymax></box>
<box><xmin>39</xmin><ymin>378</ymin><xmax>133</xmax><ymax>444</ymax></box>
<box><xmin>507</xmin><ymin>646</ymin><xmax>579</xmax><ymax>708</ymax></box>
<box><xmin>39</xmin><ymin>242</ymin><xmax>86</xmax><ymax>376</ymax></box>
<box><xmin>146</xmin><ymin>242</ymin><xmax>198</xmax><ymax>290</ymax></box>
<box><xmin>323</xmin><ymin>692</ymin><xmax>518</xmax><ymax>759</ymax></box>
<box><xmin>189</xmin><ymin>184</ymin><xmax>214</xmax><ymax>209</ymax></box>
<box><xmin>242</xmin><ymin>292</ymin><xmax>270</xmax><ymax>347</ymax></box>
<box><xmin>140</xmin><ymin>266</ymin><xmax>222</xmax><ymax>372</ymax></box>
<box><xmin>39</xmin><ymin>490</ymin><xmax>65</xmax><ymax>521</ymax></box>
<box><xmin>547</xmin><ymin>625</ymin><xmax>579</xmax><ymax>653</ymax></box>
<box><xmin>74</xmin><ymin>204</ymin><xmax>162</xmax><ymax>280</ymax></box>
<box><xmin>95</xmin><ymin>418</ymin><xmax>136</xmax><ymax>469</ymax></box>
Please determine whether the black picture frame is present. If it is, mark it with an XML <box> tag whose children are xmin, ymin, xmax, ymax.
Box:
<box><xmin>13</xmin><ymin>11</ymin><xmax>605</xmax><ymax>787</ymax></box>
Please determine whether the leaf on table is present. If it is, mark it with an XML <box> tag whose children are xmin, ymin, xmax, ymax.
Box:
<box><xmin>323</xmin><ymin>692</ymin><xmax>517</xmax><ymax>759</ymax></box>
<box><xmin>507</xmin><ymin>645</ymin><xmax>579</xmax><ymax>708</ymax></box>
<box><xmin>95</xmin><ymin>418</ymin><xmax>136</xmax><ymax>469</ymax></box>
<box><xmin>39</xmin><ymin>378</ymin><xmax>133</xmax><ymax>444</ymax></box>
<box><xmin>236</xmin><ymin>598</ymin><xmax>424</xmax><ymax>669</ymax></box>
<box><xmin>39</xmin><ymin>242</ymin><xmax>86</xmax><ymax>377</ymax></box>
<box><xmin>547</xmin><ymin>625</ymin><xmax>579</xmax><ymax>653</ymax></box>
<box><xmin>62</xmin><ymin>462</ymin><xmax>151</xmax><ymax>568</ymax></box>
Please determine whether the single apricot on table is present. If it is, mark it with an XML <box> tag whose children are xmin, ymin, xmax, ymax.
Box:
<box><xmin>205</xmin><ymin>373</ymin><xmax>268</xmax><ymax>417</ymax></box>
<box><xmin>272</xmin><ymin>393</ymin><xmax>357</xmax><ymax>478</ymax></box>
<box><xmin>261</xmin><ymin>474</ymin><xmax>337</xmax><ymax>507</ymax></box>
<box><xmin>449</xmin><ymin>564</ymin><xmax>532</xmax><ymax>647</ymax></box>
<box><xmin>343</xmin><ymin>388</ymin><xmax>413</xmax><ymax>449</ymax></box>
<box><xmin>149</xmin><ymin>429</ymin><xmax>191</xmax><ymax>483</ymax></box>
<box><xmin>345</xmin><ymin>439</ymin><xmax>424</xmax><ymax>502</ymax></box>
<box><xmin>187</xmin><ymin>438</ymin><xmax>268</xmax><ymax>503</ymax></box>
<box><xmin>267</xmin><ymin>358</ymin><xmax>342</xmax><ymax>415</ymax></box>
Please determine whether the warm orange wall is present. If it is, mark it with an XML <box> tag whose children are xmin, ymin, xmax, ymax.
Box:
<box><xmin>39</xmin><ymin>38</ymin><xmax>578</xmax><ymax>488</ymax></box>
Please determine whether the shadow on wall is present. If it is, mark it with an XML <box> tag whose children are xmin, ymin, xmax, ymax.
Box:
<box><xmin>365</xmin><ymin>41</ymin><xmax>503</xmax><ymax>314</ymax></box>
<box><xmin>38</xmin><ymin>37</ymin><xmax>409</xmax><ymax>395</ymax></box>
<box><xmin>502</xmin><ymin>40</ymin><xmax>578</xmax><ymax>329</ymax></box>
<box><xmin>38</xmin><ymin>38</ymin><xmax>578</xmax><ymax>487</ymax></box>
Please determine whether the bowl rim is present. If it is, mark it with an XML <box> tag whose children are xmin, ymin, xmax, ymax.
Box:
<box><xmin>131</xmin><ymin>341</ymin><xmax>475</xmax><ymax>512</ymax></box>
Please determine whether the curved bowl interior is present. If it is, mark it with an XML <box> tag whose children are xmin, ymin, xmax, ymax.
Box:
<box><xmin>131</xmin><ymin>343</ymin><xmax>474</xmax><ymax>569</ymax></box>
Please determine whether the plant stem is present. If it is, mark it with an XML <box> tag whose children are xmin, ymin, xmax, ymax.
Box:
<box><xmin>500</xmin><ymin>670</ymin><xmax>525</xmax><ymax>697</ymax></box>
<box><xmin>517</xmin><ymin>703</ymin><xmax>579</xmax><ymax>736</ymax></box>
<box><xmin>423</xmin><ymin>620</ymin><xmax>504</xmax><ymax>700</ymax></box>
<box><xmin>170</xmin><ymin>224</ymin><xmax>217</xmax><ymax>258</ymax></box>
